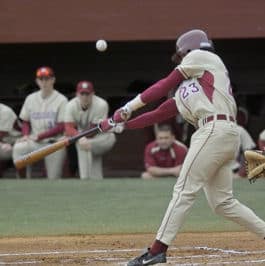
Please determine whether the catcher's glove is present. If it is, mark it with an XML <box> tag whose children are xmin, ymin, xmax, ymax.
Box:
<box><xmin>244</xmin><ymin>150</ymin><xmax>265</xmax><ymax>183</ymax></box>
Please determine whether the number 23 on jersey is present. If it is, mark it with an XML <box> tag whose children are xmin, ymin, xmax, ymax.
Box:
<box><xmin>179</xmin><ymin>82</ymin><xmax>200</xmax><ymax>100</ymax></box>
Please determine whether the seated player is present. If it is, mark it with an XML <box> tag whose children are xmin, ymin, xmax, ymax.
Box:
<box><xmin>64</xmin><ymin>80</ymin><xmax>116</xmax><ymax>179</ymax></box>
<box><xmin>13</xmin><ymin>66</ymin><xmax>68</xmax><ymax>179</ymax></box>
<box><xmin>142</xmin><ymin>124</ymin><xmax>188</xmax><ymax>179</ymax></box>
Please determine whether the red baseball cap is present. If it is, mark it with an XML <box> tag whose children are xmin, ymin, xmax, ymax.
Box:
<box><xmin>76</xmin><ymin>81</ymin><xmax>94</xmax><ymax>94</ymax></box>
<box><xmin>36</xmin><ymin>66</ymin><xmax>54</xmax><ymax>78</ymax></box>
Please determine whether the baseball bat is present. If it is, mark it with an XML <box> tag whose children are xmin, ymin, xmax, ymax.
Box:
<box><xmin>14</xmin><ymin>125</ymin><xmax>101</xmax><ymax>169</ymax></box>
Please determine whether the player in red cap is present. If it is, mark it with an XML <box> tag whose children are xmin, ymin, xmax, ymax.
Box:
<box><xmin>13</xmin><ymin>66</ymin><xmax>68</xmax><ymax>179</ymax></box>
<box><xmin>64</xmin><ymin>80</ymin><xmax>116</xmax><ymax>179</ymax></box>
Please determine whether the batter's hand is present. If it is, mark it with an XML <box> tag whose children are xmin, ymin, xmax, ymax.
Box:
<box><xmin>98</xmin><ymin>118</ymin><xmax>116</xmax><ymax>132</ymax></box>
<box><xmin>113</xmin><ymin>104</ymin><xmax>132</xmax><ymax>123</ymax></box>
<box><xmin>98</xmin><ymin>118</ymin><xmax>125</xmax><ymax>134</ymax></box>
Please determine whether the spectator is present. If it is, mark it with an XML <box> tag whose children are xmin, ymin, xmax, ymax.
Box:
<box><xmin>13</xmin><ymin>66</ymin><xmax>68</xmax><ymax>179</ymax></box>
<box><xmin>0</xmin><ymin>103</ymin><xmax>21</xmax><ymax>177</ymax></box>
<box><xmin>232</xmin><ymin>125</ymin><xmax>256</xmax><ymax>177</ymax></box>
<box><xmin>142</xmin><ymin>124</ymin><xmax>188</xmax><ymax>179</ymax></box>
<box><xmin>64</xmin><ymin>80</ymin><xmax>116</xmax><ymax>179</ymax></box>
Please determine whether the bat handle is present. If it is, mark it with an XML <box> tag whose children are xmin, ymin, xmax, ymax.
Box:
<box><xmin>68</xmin><ymin>125</ymin><xmax>101</xmax><ymax>144</ymax></box>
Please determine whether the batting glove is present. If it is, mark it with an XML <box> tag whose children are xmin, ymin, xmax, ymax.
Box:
<box><xmin>98</xmin><ymin>118</ymin><xmax>116</xmax><ymax>132</ymax></box>
<box><xmin>113</xmin><ymin>104</ymin><xmax>132</xmax><ymax>123</ymax></box>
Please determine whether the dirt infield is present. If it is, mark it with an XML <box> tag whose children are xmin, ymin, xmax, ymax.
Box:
<box><xmin>0</xmin><ymin>232</ymin><xmax>264</xmax><ymax>265</ymax></box>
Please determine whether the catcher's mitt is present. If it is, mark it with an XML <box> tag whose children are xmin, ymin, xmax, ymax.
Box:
<box><xmin>244</xmin><ymin>150</ymin><xmax>265</xmax><ymax>183</ymax></box>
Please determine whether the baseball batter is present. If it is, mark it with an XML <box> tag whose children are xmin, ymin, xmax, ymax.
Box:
<box><xmin>64</xmin><ymin>80</ymin><xmax>116</xmax><ymax>179</ymax></box>
<box><xmin>100</xmin><ymin>29</ymin><xmax>265</xmax><ymax>266</ymax></box>
<box><xmin>13</xmin><ymin>66</ymin><xmax>68</xmax><ymax>179</ymax></box>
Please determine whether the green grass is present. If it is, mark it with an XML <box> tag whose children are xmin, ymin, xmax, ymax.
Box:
<box><xmin>0</xmin><ymin>178</ymin><xmax>264</xmax><ymax>237</ymax></box>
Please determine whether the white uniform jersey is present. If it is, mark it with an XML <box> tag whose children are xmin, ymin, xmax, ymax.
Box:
<box><xmin>20</xmin><ymin>90</ymin><xmax>68</xmax><ymax>138</ymax></box>
<box><xmin>64</xmin><ymin>95</ymin><xmax>109</xmax><ymax>130</ymax></box>
<box><xmin>175</xmin><ymin>49</ymin><xmax>237</xmax><ymax>127</ymax></box>
<box><xmin>0</xmin><ymin>103</ymin><xmax>21</xmax><ymax>144</ymax></box>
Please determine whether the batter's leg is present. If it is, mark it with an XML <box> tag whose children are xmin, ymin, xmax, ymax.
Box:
<box><xmin>156</xmin><ymin>137</ymin><xmax>215</xmax><ymax>245</ymax></box>
<box><xmin>45</xmin><ymin>147</ymin><xmax>66</xmax><ymax>179</ymax></box>
<box><xmin>204</xmin><ymin>163</ymin><xmax>265</xmax><ymax>239</ymax></box>
<box><xmin>156</xmin><ymin>123</ymin><xmax>239</xmax><ymax>245</ymax></box>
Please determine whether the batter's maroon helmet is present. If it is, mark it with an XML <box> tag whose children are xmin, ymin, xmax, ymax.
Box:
<box><xmin>176</xmin><ymin>29</ymin><xmax>212</xmax><ymax>56</ymax></box>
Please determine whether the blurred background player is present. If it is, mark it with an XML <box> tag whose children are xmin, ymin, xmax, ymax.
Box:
<box><xmin>142</xmin><ymin>124</ymin><xmax>187</xmax><ymax>179</ymax></box>
<box><xmin>12</xmin><ymin>66</ymin><xmax>68</xmax><ymax>179</ymax></box>
<box><xmin>64</xmin><ymin>80</ymin><xmax>116</xmax><ymax>179</ymax></box>
<box><xmin>258</xmin><ymin>129</ymin><xmax>265</xmax><ymax>150</ymax></box>
<box><xmin>0</xmin><ymin>103</ymin><xmax>21</xmax><ymax>177</ymax></box>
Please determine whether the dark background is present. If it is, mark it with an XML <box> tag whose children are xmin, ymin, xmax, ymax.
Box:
<box><xmin>1</xmin><ymin>38</ymin><xmax>264</xmax><ymax>176</ymax></box>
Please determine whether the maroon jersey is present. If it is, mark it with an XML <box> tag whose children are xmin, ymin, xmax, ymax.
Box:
<box><xmin>144</xmin><ymin>140</ymin><xmax>188</xmax><ymax>169</ymax></box>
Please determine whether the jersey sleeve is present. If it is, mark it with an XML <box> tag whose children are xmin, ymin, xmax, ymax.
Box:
<box><xmin>144</xmin><ymin>144</ymin><xmax>156</xmax><ymax>169</ymax></box>
<box><xmin>177</xmin><ymin>50</ymin><xmax>206</xmax><ymax>79</ymax></box>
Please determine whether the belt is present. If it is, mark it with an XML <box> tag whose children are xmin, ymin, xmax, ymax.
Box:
<box><xmin>200</xmin><ymin>114</ymin><xmax>235</xmax><ymax>127</ymax></box>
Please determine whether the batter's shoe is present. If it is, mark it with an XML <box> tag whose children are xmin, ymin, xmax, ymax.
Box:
<box><xmin>127</xmin><ymin>248</ymin><xmax>166</xmax><ymax>265</ymax></box>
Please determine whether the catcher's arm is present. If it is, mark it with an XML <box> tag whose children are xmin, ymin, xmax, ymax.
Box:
<box><xmin>244</xmin><ymin>150</ymin><xmax>265</xmax><ymax>183</ymax></box>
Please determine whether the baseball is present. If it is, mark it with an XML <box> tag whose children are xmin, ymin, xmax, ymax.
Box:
<box><xmin>96</xmin><ymin>39</ymin><xmax>107</xmax><ymax>52</ymax></box>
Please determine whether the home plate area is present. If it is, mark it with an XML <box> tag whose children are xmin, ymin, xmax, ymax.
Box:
<box><xmin>0</xmin><ymin>232</ymin><xmax>264</xmax><ymax>265</ymax></box>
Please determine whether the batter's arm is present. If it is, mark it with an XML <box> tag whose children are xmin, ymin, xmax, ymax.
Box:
<box><xmin>140</xmin><ymin>69</ymin><xmax>185</xmax><ymax>104</ymax></box>
<box><xmin>112</xmin><ymin>70</ymin><xmax>185</xmax><ymax>123</ymax></box>
<box><xmin>125</xmin><ymin>98</ymin><xmax>178</xmax><ymax>130</ymax></box>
